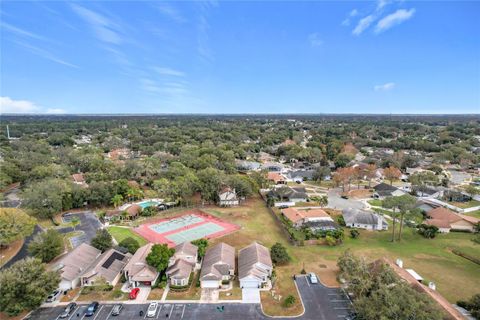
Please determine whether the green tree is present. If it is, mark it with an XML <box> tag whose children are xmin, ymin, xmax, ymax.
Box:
<box><xmin>417</xmin><ymin>224</ymin><xmax>439</xmax><ymax>239</ymax></box>
<box><xmin>146</xmin><ymin>244</ymin><xmax>175</xmax><ymax>272</ymax></box>
<box><xmin>111</xmin><ymin>194</ymin><xmax>124</xmax><ymax>208</ymax></box>
<box><xmin>71</xmin><ymin>216</ymin><xmax>80</xmax><ymax>231</ymax></box>
<box><xmin>197</xmin><ymin>167</ymin><xmax>223</xmax><ymax>203</ymax></box>
<box><xmin>349</xmin><ymin>229</ymin><xmax>360</xmax><ymax>239</ymax></box>
<box><xmin>28</xmin><ymin>229</ymin><xmax>64</xmax><ymax>262</ymax></box>
<box><xmin>191</xmin><ymin>239</ymin><xmax>208</xmax><ymax>258</ymax></box>
<box><xmin>270</xmin><ymin>242</ymin><xmax>291</xmax><ymax>265</ymax></box>
<box><xmin>118</xmin><ymin>237</ymin><xmax>140</xmax><ymax>254</ymax></box>
<box><xmin>21</xmin><ymin>179</ymin><xmax>65</xmax><ymax>219</ymax></box>
<box><xmin>313</xmin><ymin>166</ymin><xmax>331</xmax><ymax>182</ymax></box>
<box><xmin>465</xmin><ymin>185</ymin><xmax>479</xmax><ymax>199</ymax></box>
<box><xmin>91</xmin><ymin>229</ymin><xmax>113</xmax><ymax>252</ymax></box>
<box><xmin>0</xmin><ymin>258</ymin><xmax>60</xmax><ymax>316</ymax></box>
<box><xmin>283</xmin><ymin>295</ymin><xmax>296</xmax><ymax>308</ymax></box>
<box><xmin>334</xmin><ymin>153</ymin><xmax>353</xmax><ymax>168</ymax></box>
<box><xmin>0</xmin><ymin>208</ymin><xmax>36</xmax><ymax>247</ymax></box>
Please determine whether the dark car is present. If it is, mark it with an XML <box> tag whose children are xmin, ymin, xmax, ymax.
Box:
<box><xmin>111</xmin><ymin>304</ymin><xmax>123</xmax><ymax>316</ymax></box>
<box><xmin>85</xmin><ymin>302</ymin><xmax>99</xmax><ymax>317</ymax></box>
<box><xmin>59</xmin><ymin>302</ymin><xmax>77</xmax><ymax>318</ymax></box>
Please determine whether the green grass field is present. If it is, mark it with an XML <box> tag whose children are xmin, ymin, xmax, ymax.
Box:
<box><xmin>107</xmin><ymin>226</ymin><xmax>148</xmax><ymax>246</ymax></box>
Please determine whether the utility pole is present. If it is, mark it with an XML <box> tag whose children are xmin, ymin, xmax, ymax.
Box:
<box><xmin>6</xmin><ymin>125</ymin><xmax>10</xmax><ymax>139</ymax></box>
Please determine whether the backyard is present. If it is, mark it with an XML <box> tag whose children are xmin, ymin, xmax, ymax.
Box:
<box><xmin>107</xmin><ymin>226</ymin><xmax>148</xmax><ymax>246</ymax></box>
<box><xmin>204</xmin><ymin>195</ymin><xmax>480</xmax><ymax>315</ymax></box>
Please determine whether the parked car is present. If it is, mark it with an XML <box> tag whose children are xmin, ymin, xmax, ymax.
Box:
<box><xmin>147</xmin><ymin>302</ymin><xmax>158</xmax><ymax>318</ymax></box>
<box><xmin>46</xmin><ymin>289</ymin><xmax>61</xmax><ymax>302</ymax></box>
<box><xmin>111</xmin><ymin>304</ymin><xmax>123</xmax><ymax>316</ymax></box>
<box><xmin>309</xmin><ymin>272</ymin><xmax>318</xmax><ymax>284</ymax></box>
<box><xmin>59</xmin><ymin>302</ymin><xmax>77</xmax><ymax>318</ymax></box>
<box><xmin>85</xmin><ymin>302</ymin><xmax>99</xmax><ymax>317</ymax></box>
<box><xmin>129</xmin><ymin>287</ymin><xmax>140</xmax><ymax>299</ymax></box>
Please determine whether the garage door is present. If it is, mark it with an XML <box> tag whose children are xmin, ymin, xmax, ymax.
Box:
<box><xmin>201</xmin><ymin>280</ymin><xmax>219</xmax><ymax>288</ymax></box>
<box><xmin>240</xmin><ymin>280</ymin><xmax>260</xmax><ymax>289</ymax></box>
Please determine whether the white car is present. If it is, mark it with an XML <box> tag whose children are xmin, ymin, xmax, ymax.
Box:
<box><xmin>309</xmin><ymin>272</ymin><xmax>318</xmax><ymax>284</ymax></box>
<box><xmin>146</xmin><ymin>302</ymin><xmax>158</xmax><ymax>318</ymax></box>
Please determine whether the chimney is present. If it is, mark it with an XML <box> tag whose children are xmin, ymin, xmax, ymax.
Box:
<box><xmin>396</xmin><ymin>258</ymin><xmax>403</xmax><ymax>268</ymax></box>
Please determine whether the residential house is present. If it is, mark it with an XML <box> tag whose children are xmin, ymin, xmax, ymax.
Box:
<box><xmin>105</xmin><ymin>204</ymin><xmax>142</xmax><ymax>221</ymax></box>
<box><xmin>238</xmin><ymin>242</ymin><xmax>273</xmax><ymax>289</ymax></box>
<box><xmin>123</xmin><ymin>243</ymin><xmax>159</xmax><ymax>288</ymax></box>
<box><xmin>373</xmin><ymin>183</ymin><xmax>406</xmax><ymax>198</ymax></box>
<box><xmin>342</xmin><ymin>208</ymin><xmax>388</xmax><ymax>231</ymax></box>
<box><xmin>281</xmin><ymin>207</ymin><xmax>336</xmax><ymax>230</ymax></box>
<box><xmin>285</xmin><ymin>170</ymin><xmax>315</xmax><ymax>183</ymax></box>
<box><xmin>55</xmin><ymin>243</ymin><xmax>102</xmax><ymax>291</ymax></box>
<box><xmin>414</xmin><ymin>200</ymin><xmax>439</xmax><ymax>214</ymax></box>
<box><xmin>166</xmin><ymin>242</ymin><xmax>198</xmax><ymax>287</ymax></box>
<box><xmin>262</xmin><ymin>162</ymin><xmax>285</xmax><ymax>172</ymax></box>
<box><xmin>412</xmin><ymin>186</ymin><xmax>443</xmax><ymax>199</ymax></box>
<box><xmin>267</xmin><ymin>186</ymin><xmax>308</xmax><ymax>206</ymax></box>
<box><xmin>425</xmin><ymin>207</ymin><xmax>479</xmax><ymax>233</ymax></box>
<box><xmin>235</xmin><ymin>160</ymin><xmax>261</xmax><ymax>172</ymax></box>
<box><xmin>267</xmin><ymin>172</ymin><xmax>286</xmax><ymax>185</ymax></box>
<box><xmin>200</xmin><ymin>243</ymin><xmax>235</xmax><ymax>288</ymax></box>
<box><xmin>81</xmin><ymin>248</ymin><xmax>132</xmax><ymax>287</ymax></box>
<box><xmin>107</xmin><ymin>148</ymin><xmax>132</xmax><ymax>160</ymax></box>
<box><xmin>218</xmin><ymin>187</ymin><xmax>239</xmax><ymax>207</ymax></box>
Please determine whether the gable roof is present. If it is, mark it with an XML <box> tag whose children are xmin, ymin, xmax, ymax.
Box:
<box><xmin>174</xmin><ymin>242</ymin><xmax>198</xmax><ymax>258</ymax></box>
<box><xmin>267</xmin><ymin>172</ymin><xmax>285</xmax><ymax>183</ymax></box>
<box><xmin>343</xmin><ymin>208</ymin><xmax>387</xmax><ymax>227</ymax></box>
<box><xmin>238</xmin><ymin>242</ymin><xmax>272</xmax><ymax>281</ymax></box>
<box><xmin>281</xmin><ymin>207</ymin><xmax>330</xmax><ymax>224</ymax></box>
<box><xmin>56</xmin><ymin>243</ymin><xmax>101</xmax><ymax>281</ymax></box>
<box><xmin>166</xmin><ymin>259</ymin><xmax>194</xmax><ymax>280</ymax></box>
<box><xmin>374</xmin><ymin>182</ymin><xmax>398</xmax><ymax>192</ymax></box>
<box><xmin>427</xmin><ymin>207</ymin><xmax>479</xmax><ymax>226</ymax></box>
<box><xmin>123</xmin><ymin>243</ymin><xmax>158</xmax><ymax>282</ymax></box>
<box><xmin>200</xmin><ymin>242</ymin><xmax>235</xmax><ymax>281</ymax></box>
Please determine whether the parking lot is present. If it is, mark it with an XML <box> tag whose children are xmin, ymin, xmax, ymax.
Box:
<box><xmin>58</xmin><ymin>212</ymin><xmax>102</xmax><ymax>247</ymax></box>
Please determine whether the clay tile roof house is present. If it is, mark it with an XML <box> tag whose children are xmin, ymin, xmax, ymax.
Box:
<box><xmin>281</xmin><ymin>207</ymin><xmax>333</xmax><ymax>228</ymax></box>
<box><xmin>238</xmin><ymin>242</ymin><xmax>273</xmax><ymax>289</ymax></box>
<box><xmin>200</xmin><ymin>243</ymin><xmax>235</xmax><ymax>288</ymax></box>
<box><xmin>107</xmin><ymin>148</ymin><xmax>131</xmax><ymax>160</ymax></box>
<box><xmin>55</xmin><ymin>243</ymin><xmax>102</xmax><ymax>291</ymax></box>
<box><xmin>425</xmin><ymin>207</ymin><xmax>479</xmax><ymax>233</ymax></box>
<box><xmin>267</xmin><ymin>172</ymin><xmax>286</xmax><ymax>184</ymax></box>
<box><xmin>123</xmin><ymin>243</ymin><xmax>159</xmax><ymax>288</ymax></box>
<box><xmin>166</xmin><ymin>242</ymin><xmax>199</xmax><ymax>287</ymax></box>
<box><xmin>81</xmin><ymin>248</ymin><xmax>132</xmax><ymax>287</ymax></box>
<box><xmin>218</xmin><ymin>186</ymin><xmax>239</xmax><ymax>207</ymax></box>
<box><xmin>72</xmin><ymin>173</ymin><xmax>88</xmax><ymax>187</ymax></box>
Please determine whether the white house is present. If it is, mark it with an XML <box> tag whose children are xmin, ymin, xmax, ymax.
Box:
<box><xmin>342</xmin><ymin>208</ymin><xmax>388</xmax><ymax>231</ymax></box>
<box><xmin>218</xmin><ymin>187</ymin><xmax>239</xmax><ymax>207</ymax></box>
<box><xmin>166</xmin><ymin>242</ymin><xmax>199</xmax><ymax>287</ymax></box>
<box><xmin>238</xmin><ymin>242</ymin><xmax>273</xmax><ymax>289</ymax></box>
<box><xmin>199</xmin><ymin>243</ymin><xmax>235</xmax><ymax>288</ymax></box>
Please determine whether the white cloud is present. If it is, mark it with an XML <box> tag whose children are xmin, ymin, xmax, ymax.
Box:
<box><xmin>353</xmin><ymin>15</ymin><xmax>375</xmax><ymax>35</ymax></box>
<box><xmin>1</xmin><ymin>22</ymin><xmax>47</xmax><ymax>41</ymax></box>
<box><xmin>374</xmin><ymin>82</ymin><xmax>396</xmax><ymax>91</ymax></box>
<box><xmin>308</xmin><ymin>33</ymin><xmax>323</xmax><ymax>47</ymax></box>
<box><xmin>153</xmin><ymin>67</ymin><xmax>185</xmax><ymax>77</ymax></box>
<box><xmin>0</xmin><ymin>96</ymin><xmax>40</xmax><ymax>113</ymax></box>
<box><xmin>0</xmin><ymin>97</ymin><xmax>68</xmax><ymax>114</ymax></box>
<box><xmin>375</xmin><ymin>9</ymin><xmax>416</xmax><ymax>33</ymax></box>
<box><xmin>46</xmin><ymin>108</ymin><xmax>66</xmax><ymax>114</ymax></box>
<box><xmin>350</xmin><ymin>9</ymin><xmax>359</xmax><ymax>17</ymax></box>
<box><xmin>341</xmin><ymin>9</ymin><xmax>359</xmax><ymax>26</ymax></box>
<box><xmin>14</xmin><ymin>41</ymin><xmax>79</xmax><ymax>68</ymax></box>
<box><xmin>71</xmin><ymin>4</ymin><xmax>122</xmax><ymax>44</ymax></box>
<box><xmin>155</xmin><ymin>3</ymin><xmax>186</xmax><ymax>23</ymax></box>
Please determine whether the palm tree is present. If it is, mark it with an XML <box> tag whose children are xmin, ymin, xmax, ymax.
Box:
<box><xmin>111</xmin><ymin>194</ymin><xmax>123</xmax><ymax>208</ymax></box>
<box><xmin>71</xmin><ymin>216</ymin><xmax>80</xmax><ymax>231</ymax></box>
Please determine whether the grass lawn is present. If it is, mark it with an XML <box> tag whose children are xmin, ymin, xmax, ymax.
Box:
<box><xmin>0</xmin><ymin>239</ymin><xmax>23</xmax><ymax>268</ymax></box>
<box><xmin>166</xmin><ymin>272</ymin><xmax>201</xmax><ymax>300</ymax></box>
<box><xmin>448</xmin><ymin>200</ymin><xmax>480</xmax><ymax>209</ymax></box>
<box><xmin>203</xmin><ymin>195</ymin><xmax>480</xmax><ymax>315</ymax></box>
<box><xmin>77</xmin><ymin>284</ymin><xmax>128</xmax><ymax>302</ymax></box>
<box><xmin>368</xmin><ymin>199</ymin><xmax>383</xmax><ymax>207</ymax></box>
<box><xmin>107</xmin><ymin>226</ymin><xmax>148</xmax><ymax>246</ymax></box>
<box><xmin>148</xmin><ymin>288</ymin><xmax>165</xmax><ymax>300</ymax></box>
<box><xmin>219</xmin><ymin>280</ymin><xmax>242</xmax><ymax>300</ymax></box>
<box><xmin>464</xmin><ymin>210</ymin><xmax>480</xmax><ymax>219</ymax></box>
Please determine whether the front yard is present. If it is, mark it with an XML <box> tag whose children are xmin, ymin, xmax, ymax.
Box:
<box><xmin>76</xmin><ymin>283</ymin><xmax>128</xmax><ymax>302</ymax></box>
<box><xmin>166</xmin><ymin>272</ymin><xmax>202</xmax><ymax>300</ymax></box>
<box><xmin>219</xmin><ymin>280</ymin><xmax>242</xmax><ymax>300</ymax></box>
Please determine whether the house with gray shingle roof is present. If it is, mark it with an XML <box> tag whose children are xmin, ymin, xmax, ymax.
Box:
<box><xmin>238</xmin><ymin>242</ymin><xmax>273</xmax><ymax>289</ymax></box>
<box><xmin>124</xmin><ymin>243</ymin><xmax>159</xmax><ymax>288</ymax></box>
<box><xmin>343</xmin><ymin>208</ymin><xmax>388</xmax><ymax>231</ymax></box>
<box><xmin>166</xmin><ymin>242</ymin><xmax>198</xmax><ymax>287</ymax></box>
<box><xmin>200</xmin><ymin>242</ymin><xmax>235</xmax><ymax>288</ymax></box>
<box><xmin>81</xmin><ymin>248</ymin><xmax>131</xmax><ymax>287</ymax></box>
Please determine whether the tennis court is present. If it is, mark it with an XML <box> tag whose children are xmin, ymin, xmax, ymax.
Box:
<box><xmin>134</xmin><ymin>209</ymin><xmax>240</xmax><ymax>247</ymax></box>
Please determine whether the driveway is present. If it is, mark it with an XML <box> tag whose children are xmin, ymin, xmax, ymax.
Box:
<box><xmin>327</xmin><ymin>188</ymin><xmax>365</xmax><ymax>211</ymax></box>
<box><xmin>57</xmin><ymin>211</ymin><xmax>102</xmax><ymax>247</ymax></box>
<box><xmin>242</xmin><ymin>288</ymin><xmax>260</xmax><ymax>303</ymax></box>
<box><xmin>1</xmin><ymin>225</ymin><xmax>42</xmax><ymax>270</ymax></box>
<box><xmin>201</xmin><ymin>288</ymin><xmax>219</xmax><ymax>302</ymax></box>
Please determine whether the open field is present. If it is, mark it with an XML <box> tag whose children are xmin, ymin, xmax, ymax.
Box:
<box><xmin>448</xmin><ymin>200</ymin><xmax>480</xmax><ymax>209</ymax></box>
<box><xmin>204</xmin><ymin>195</ymin><xmax>480</xmax><ymax>315</ymax></box>
<box><xmin>107</xmin><ymin>226</ymin><xmax>148</xmax><ymax>246</ymax></box>
<box><xmin>465</xmin><ymin>210</ymin><xmax>480</xmax><ymax>219</ymax></box>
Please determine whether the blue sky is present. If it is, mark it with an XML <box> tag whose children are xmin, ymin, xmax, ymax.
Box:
<box><xmin>1</xmin><ymin>1</ymin><xmax>479</xmax><ymax>114</ymax></box>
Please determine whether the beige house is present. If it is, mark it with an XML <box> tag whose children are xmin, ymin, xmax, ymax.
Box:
<box><xmin>55</xmin><ymin>243</ymin><xmax>101</xmax><ymax>291</ymax></box>
<box><xmin>218</xmin><ymin>187</ymin><xmax>239</xmax><ymax>207</ymax></box>
<box><xmin>81</xmin><ymin>248</ymin><xmax>131</xmax><ymax>287</ymax></box>
<box><xmin>200</xmin><ymin>243</ymin><xmax>235</xmax><ymax>288</ymax></box>
<box><xmin>238</xmin><ymin>242</ymin><xmax>273</xmax><ymax>289</ymax></box>
<box><xmin>166</xmin><ymin>242</ymin><xmax>198</xmax><ymax>287</ymax></box>
<box><xmin>425</xmin><ymin>207</ymin><xmax>479</xmax><ymax>233</ymax></box>
<box><xmin>123</xmin><ymin>243</ymin><xmax>159</xmax><ymax>288</ymax></box>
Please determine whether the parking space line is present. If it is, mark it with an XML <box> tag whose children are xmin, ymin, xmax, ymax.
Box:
<box><xmin>93</xmin><ymin>305</ymin><xmax>104</xmax><ymax>320</ymax></box>
<box><xmin>181</xmin><ymin>304</ymin><xmax>185</xmax><ymax>319</ymax></box>
<box><xmin>168</xmin><ymin>304</ymin><xmax>174</xmax><ymax>318</ymax></box>
<box><xmin>156</xmin><ymin>304</ymin><xmax>163</xmax><ymax>319</ymax></box>
<box><xmin>305</xmin><ymin>277</ymin><xmax>310</xmax><ymax>287</ymax></box>
<box><xmin>330</xmin><ymin>299</ymin><xmax>349</xmax><ymax>302</ymax></box>
<box><xmin>67</xmin><ymin>306</ymin><xmax>81</xmax><ymax>320</ymax></box>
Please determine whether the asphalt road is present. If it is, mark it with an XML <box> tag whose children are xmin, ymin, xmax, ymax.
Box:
<box><xmin>57</xmin><ymin>211</ymin><xmax>102</xmax><ymax>247</ymax></box>
<box><xmin>1</xmin><ymin>225</ymin><xmax>42</xmax><ymax>270</ymax></box>
<box><xmin>28</xmin><ymin>276</ymin><xmax>352</xmax><ymax>320</ymax></box>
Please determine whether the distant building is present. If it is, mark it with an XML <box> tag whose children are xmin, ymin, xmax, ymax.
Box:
<box><xmin>218</xmin><ymin>187</ymin><xmax>239</xmax><ymax>207</ymax></box>
<box><xmin>267</xmin><ymin>172</ymin><xmax>286</xmax><ymax>185</ymax></box>
<box><xmin>72</xmin><ymin>173</ymin><xmax>88</xmax><ymax>187</ymax></box>
<box><xmin>281</xmin><ymin>207</ymin><xmax>335</xmax><ymax>229</ymax></box>
<box><xmin>373</xmin><ymin>183</ymin><xmax>406</xmax><ymax>198</ymax></box>
<box><xmin>425</xmin><ymin>207</ymin><xmax>479</xmax><ymax>233</ymax></box>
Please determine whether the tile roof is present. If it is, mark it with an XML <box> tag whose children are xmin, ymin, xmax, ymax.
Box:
<box><xmin>281</xmin><ymin>207</ymin><xmax>330</xmax><ymax>224</ymax></box>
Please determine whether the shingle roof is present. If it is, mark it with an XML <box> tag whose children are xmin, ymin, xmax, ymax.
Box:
<box><xmin>342</xmin><ymin>208</ymin><xmax>387</xmax><ymax>226</ymax></box>
<box><xmin>56</xmin><ymin>243</ymin><xmax>101</xmax><ymax>281</ymax></box>
<box><xmin>124</xmin><ymin>243</ymin><xmax>158</xmax><ymax>282</ymax></box>
<box><xmin>174</xmin><ymin>242</ymin><xmax>198</xmax><ymax>258</ymax></box>
<box><xmin>238</xmin><ymin>242</ymin><xmax>272</xmax><ymax>281</ymax></box>
<box><xmin>166</xmin><ymin>259</ymin><xmax>194</xmax><ymax>280</ymax></box>
<box><xmin>82</xmin><ymin>248</ymin><xmax>131</xmax><ymax>283</ymax></box>
<box><xmin>200</xmin><ymin>242</ymin><xmax>235</xmax><ymax>281</ymax></box>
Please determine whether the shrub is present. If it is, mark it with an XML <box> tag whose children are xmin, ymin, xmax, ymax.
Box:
<box><xmin>283</xmin><ymin>295</ymin><xmax>296</xmax><ymax>308</ymax></box>
<box><xmin>325</xmin><ymin>235</ymin><xmax>337</xmax><ymax>246</ymax></box>
<box><xmin>350</xmin><ymin>229</ymin><xmax>360</xmax><ymax>239</ymax></box>
<box><xmin>270</xmin><ymin>242</ymin><xmax>291</xmax><ymax>265</ymax></box>
<box><xmin>119</xmin><ymin>237</ymin><xmax>140</xmax><ymax>254</ymax></box>
<box><xmin>112</xmin><ymin>289</ymin><xmax>123</xmax><ymax>299</ymax></box>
